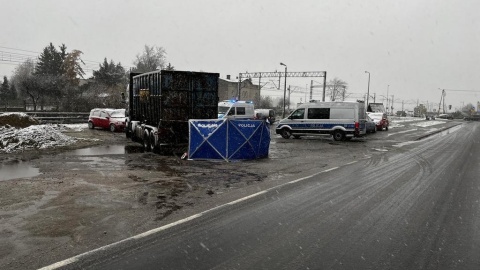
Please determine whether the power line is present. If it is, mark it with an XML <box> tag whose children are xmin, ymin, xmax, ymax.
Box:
<box><xmin>443</xmin><ymin>89</ymin><xmax>480</xmax><ymax>92</ymax></box>
<box><xmin>1</xmin><ymin>50</ymin><xmax>134</xmax><ymax>74</ymax></box>
<box><xmin>0</xmin><ymin>46</ymin><xmax>40</xmax><ymax>54</ymax></box>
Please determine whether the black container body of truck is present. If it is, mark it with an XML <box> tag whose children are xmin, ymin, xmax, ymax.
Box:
<box><xmin>126</xmin><ymin>70</ymin><xmax>219</xmax><ymax>154</ymax></box>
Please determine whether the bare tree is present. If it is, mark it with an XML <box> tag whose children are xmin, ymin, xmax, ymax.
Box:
<box><xmin>258</xmin><ymin>95</ymin><xmax>274</xmax><ymax>109</ymax></box>
<box><xmin>11</xmin><ymin>60</ymin><xmax>37</xmax><ymax>109</ymax></box>
<box><xmin>133</xmin><ymin>45</ymin><xmax>167</xmax><ymax>73</ymax></box>
<box><xmin>327</xmin><ymin>78</ymin><xmax>348</xmax><ymax>101</ymax></box>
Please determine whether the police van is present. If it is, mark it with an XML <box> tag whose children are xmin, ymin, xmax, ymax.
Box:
<box><xmin>218</xmin><ymin>100</ymin><xmax>255</xmax><ymax>120</ymax></box>
<box><xmin>275</xmin><ymin>101</ymin><xmax>367</xmax><ymax>141</ymax></box>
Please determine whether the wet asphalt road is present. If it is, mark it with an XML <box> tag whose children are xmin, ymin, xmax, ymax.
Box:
<box><xmin>54</xmin><ymin>120</ymin><xmax>480</xmax><ymax>270</ymax></box>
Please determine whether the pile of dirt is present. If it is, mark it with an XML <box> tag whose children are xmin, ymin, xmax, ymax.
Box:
<box><xmin>0</xmin><ymin>112</ymin><xmax>39</xmax><ymax>128</ymax></box>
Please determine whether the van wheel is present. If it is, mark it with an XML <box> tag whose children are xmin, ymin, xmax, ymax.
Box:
<box><xmin>333</xmin><ymin>130</ymin><xmax>345</xmax><ymax>141</ymax></box>
<box><xmin>280</xmin><ymin>128</ymin><xmax>291</xmax><ymax>139</ymax></box>
<box><xmin>143</xmin><ymin>132</ymin><xmax>151</xmax><ymax>151</ymax></box>
<box><xmin>88</xmin><ymin>122</ymin><xmax>94</xmax><ymax>129</ymax></box>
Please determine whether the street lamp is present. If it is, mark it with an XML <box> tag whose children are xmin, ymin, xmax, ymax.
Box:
<box><xmin>280</xmin><ymin>62</ymin><xmax>287</xmax><ymax>118</ymax></box>
<box><xmin>365</xmin><ymin>71</ymin><xmax>370</xmax><ymax>110</ymax></box>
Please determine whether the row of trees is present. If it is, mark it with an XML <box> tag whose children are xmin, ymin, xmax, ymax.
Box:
<box><xmin>0</xmin><ymin>43</ymin><xmax>169</xmax><ymax>111</ymax></box>
<box><xmin>1</xmin><ymin>42</ymin><xmax>352</xmax><ymax>114</ymax></box>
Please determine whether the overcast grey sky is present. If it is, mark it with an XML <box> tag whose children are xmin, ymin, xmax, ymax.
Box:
<box><xmin>1</xmin><ymin>0</ymin><xmax>479</xmax><ymax>111</ymax></box>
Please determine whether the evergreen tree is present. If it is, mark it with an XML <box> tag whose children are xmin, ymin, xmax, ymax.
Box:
<box><xmin>35</xmin><ymin>43</ymin><xmax>65</xmax><ymax>76</ymax></box>
<box><xmin>9</xmin><ymin>84</ymin><xmax>17</xmax><ymax>101</ymax></box>
<box><xmin>93</xmin><ymin>58</ymin><xmax>126</xmax><ymax>86</ymax></box>
<box><xmin>0</xmin><ymin>76</ymin><xmax>9</xmax><ymax>103</ymax></box>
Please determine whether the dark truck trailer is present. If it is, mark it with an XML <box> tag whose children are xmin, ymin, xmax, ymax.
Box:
<box><xmin>126</xmin><ymin>70</ymin><xmax>219</xmax><ymax>154</ymax></box>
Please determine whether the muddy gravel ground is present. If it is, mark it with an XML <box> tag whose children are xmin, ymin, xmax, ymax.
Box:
<box><xmin>0</xmin><ymin>125</ymin><xmax>426</xmax><ymax>270</ymax></box>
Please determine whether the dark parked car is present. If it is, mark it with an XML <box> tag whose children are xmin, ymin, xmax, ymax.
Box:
<box><xmin>368</xmin><ymin>112</ymin><xmax>389</xmax><ymax>131</ymax></box>
<box><xmin>464</xmin><ymin>114</ymin><xmax>480</xmax><ymax>121</ymax></box>
<box><xmin>88</xmin><ymin>108</ymin><xmax>126</xmax><ymax>132</ymax></box>
<box><xmin>366</xmin><ymin>115</ymin><xmax>377</xmax><ymax>133</ymax></box>
<box><xmin>437</xmin><ymin>114</ymin><xmax>453</xmax><ymax>120</ymax></box>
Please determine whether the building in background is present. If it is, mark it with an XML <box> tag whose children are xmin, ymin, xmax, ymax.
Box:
<box><xmin>218</xmin><ymin>75</ymin><xmax>260</xmax><ymax>104</ymax></box>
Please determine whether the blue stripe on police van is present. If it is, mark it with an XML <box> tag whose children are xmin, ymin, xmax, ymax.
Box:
<box><xmin>283</xmin><ymin>123</ymin><xmax>355</xmax><ymax>129</ymax></box>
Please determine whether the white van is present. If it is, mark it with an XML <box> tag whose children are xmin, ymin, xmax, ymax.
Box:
<box><xmin>218</xmin><ymin>100</ymin><xmax>255</xmax><ymax>120</ymax></box>
<box><xmin>275</xmin><ymin>101</ymin><xmax>367</xmax><ymax>141</ymax></box>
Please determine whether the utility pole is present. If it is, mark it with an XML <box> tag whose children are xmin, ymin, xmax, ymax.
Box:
<box><xmin>305</xmin><ymin>84</ymin><xmax>308</xmax><ymax>103</ymax></box>
<box><xmin>323</xmin><ymin>72</ymin><xmax>327</xmax><ymax>102</ymax></box>
<box><xmin>310</xmin><ymin>80</ymin><xmax>313</xmax><ymax>101</ymax></box>
<box><xmin>288</xmin><ymin>85</ymin><xmax>291</xmax><ymax>111</ymax></box>
<box><xmin>386</xmin><ymin>85</ymin><xmax>389</xmax><ymax>114</ymax></box>
<box><xmin>442</xmin><ymin>90</ymin><xmax>446</xmax><ymax>114</ymax></box>
<box><xmin>438</xmin><ymin>89</ymin><xmax>445</xmax><ymax>115</ymax></box>
<box><xmin>392</xmin><ymin>94</ymin><xmax>394</xmax><ymax>113</ymax></box>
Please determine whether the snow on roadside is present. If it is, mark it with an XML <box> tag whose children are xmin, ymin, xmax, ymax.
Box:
<box><xmin>0</xmin><ymin>124</ymin><xmax>88</xmax><ymax>154</ymax></box>
<box><xmin>1</xmin><ymin>125</ymin><xmax>74</xmax><ymax>153</ymax></box>
<box><xmin>0</xmin><ymin>112</ymin><xmax>95</xmax><ymax>153</ymax></box>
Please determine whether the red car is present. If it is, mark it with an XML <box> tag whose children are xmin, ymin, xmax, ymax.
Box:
<box><xmin>88</xmin><ymin>108</ymin><xmax>126</xmax><ymax>132</ymax></box>
<box><xmin>368</xmin><ymin>112</ymin><xmax>389</xmax><ymax>131</ymax></box>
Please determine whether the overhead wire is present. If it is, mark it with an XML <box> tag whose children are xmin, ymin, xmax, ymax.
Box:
<box><xmin>0</xmin><ymin>45</ymin><xmax>134</xmax><ymax>73</ymax></box>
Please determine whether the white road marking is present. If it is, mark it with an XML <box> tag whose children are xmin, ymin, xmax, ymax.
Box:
<box><xmin>39</xmin><ymin>163</ymin><xmax>353</xmax><ymax>269</ymax></box>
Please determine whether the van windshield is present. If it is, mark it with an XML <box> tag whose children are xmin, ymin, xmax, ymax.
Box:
<box><xmin>290</xmin><ymin>109</ymin><xmax>305</xmax><ymax>119</ymax></box>
<box><xmin>218</xmin><ymin>106</ymin><xmax>230</xmax><ymax>114</ymax></box>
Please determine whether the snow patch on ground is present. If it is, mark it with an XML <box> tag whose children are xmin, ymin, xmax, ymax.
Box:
<box><xmin>1</xmin><ymin>125</ymin><xmax>73</xmax><ymax>153</ymax></box>
<box><xmin>412</xmin><ymin>121</ymin><xmax>445</xmax><ymax>127</ymax></box>
<box><xmin>0</xmin><ymin>123</ymin><xmax>89</xmax><ymax>153</ymax></box>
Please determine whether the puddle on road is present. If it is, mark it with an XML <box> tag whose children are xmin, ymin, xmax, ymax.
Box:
<box><xmin>0</xmin><ymin>144</ymin><xmax>144</xmax><ymax>181</ymax></box>
<box><xmin>66</xmin><ymin>144</ymin><xmax>144</xmax><ymax>156</ymax></box>
<box><xmin>68</xmin><ymin>145</ymin><xmax>126</xmax><ymax>155</ymax></box>
<box><xmin>0</xmin><ymin>161</ymin><xmax>41</xmax><ymax>181</ymax></box>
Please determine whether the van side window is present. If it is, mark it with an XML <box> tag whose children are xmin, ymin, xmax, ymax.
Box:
<box><xmin>330</xmin><ymin>108</ymin><xmax>354</xmax><ymax>119</ymax></box>
<box><xmin>236</xmin><ymin>107</ymin><xmax>246</xmax><ymax>115</ymax></box>
<box><xmin>291</xmin><ymin>109</ymin><xmax>305</xmax><ymax>119</ymax></box>
<box><xmin>308</xmin><ymin>108</ymin><xmax>330</xmax><ymax>119</ymax></box>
